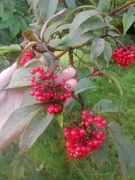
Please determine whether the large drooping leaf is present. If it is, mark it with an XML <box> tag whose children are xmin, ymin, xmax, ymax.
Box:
<box><xmin>97</xmin><ymin>0</ymin><xmax>111</xmax><ymax>12</ymax></box>
<box><xmin>91</xmin><ymin>38</ymin><xmax>105</xmax><ymax>59</ymax></box>
<box><xmin>109</xmin><ymin>122</ymin><xmax>135</xmax><ymax>177</ymax></box>
<box><xmin>0</xmin><ymin>104</ymin><xmax>43</xmax><ymax>150</ymax></box>
<box><xmin>93</xmin><ymin>99</ymin><xmax>118</xmax><ymax>113</ymax></box>
<box><xmin>0</xmin><ymin>44</ymin><xmax>21</xmax><ymax>56</ymax></box>
<box><xmin>92</xmin><ymin>139</ymin><xmax>109</xmax><ymax>167</ymax></box>
<box><xmin>74</xmin><ymin>78</ymin><xmax>96</xmax><ymax>94</ymax></box>
<box><xmin>48</xmin><ymin>29</ymin><xmax>93</xmax><ymax>49</ymax></box>
<box><xmin>70</xmin><ymin>10</ymin><xmax>99</xmax><ymax>32</ymax></box>
<box><xmin>19</xmin><ymin>112</ymin><xmax>53</xmax><ymax>152</ymax></box>
<box><xmin>6</xmin><ymin>67</ymin><xmax>32</xmax><ymax>88</ymax></box>
<box><xmin>103</xmin><ymin>41</ymin><xmax>112</xmax><ymax>62</ymax></box>
<box><xmin>122</xmin><ymin>6</ymin><xmax>135</xmax><ymax>35</ymax></box>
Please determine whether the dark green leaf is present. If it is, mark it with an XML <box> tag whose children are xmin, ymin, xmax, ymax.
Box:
<box><xmin>91</xmin><ymin>38</ymin><xmax>105</xmax><ymax>59</ymax></box>
<box><xmin>20</xmin><ymin>112</ymin><xmax>53</xmax><ymax>152</ymax></box>
<box><xmin>0</xmin><ymin>104</ymin><xmax>43</xmax><ymax>150</ymax></box>
<box><xmin>75</xmin><ymin>78</ymin><xmax>96</xmax><ymax>94</ymax></box>
<box><xmin>109</xmin><ymin>122</ymin><xmax>135</xmax><ymax>177</ymax></box>
<box><xmin>93</xmin><ymin>99</ymin><xmax>118</xmax><ymax>113</ymax></box>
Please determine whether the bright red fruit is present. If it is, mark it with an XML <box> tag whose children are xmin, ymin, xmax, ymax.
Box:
<box><xmin>30</xmin><ymin>66</ymin><xmax>72</xmax><ymax>114</ymax></box>
<box><xmin>63</xmin><ymin>110</ymin><xmax>107</xmax><ymax>159</ymax></box>
<box><xmin>20</xmin><ymin>48</ymin><xmax>35</xmax><ymax>66</ymax></box>
<box><xmin>112</xmin><ymin>45</ymin><xmax>135</xmax><ymax>67</ymax></box>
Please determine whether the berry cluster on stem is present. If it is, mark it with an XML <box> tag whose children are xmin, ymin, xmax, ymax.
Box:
<box><xmin>112</xmin><ymin>45</ymin><xmax>135</xmax><ymax>67</ymax></box>
<box><xmin>64</xmin><ymin>110</ymin><xmax>107</xmax><ymax>159</ymax></box>
<box><xmin>30</xmin><ymin>67</ymin><xmax>72</xmax><ymax>114</ymax></box>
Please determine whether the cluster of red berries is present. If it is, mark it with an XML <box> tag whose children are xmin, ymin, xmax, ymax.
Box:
<box><xmin>112</xmin><ymin>45</ymin><xmax>135</xmax><ymax>67</ymax></box>
<box><xmin>64</xmin><ymin>110</ymin><xmax>107</xmax><ymax>159</ymax></box>
<box><xmin>30</xmin><ymin>67</ymin><xmax>72</xmax><ymax>114</ymax></box>
<box><xmin>20</xmin><ymin>48</ymin><xmax>35</xmax><ymax>66</ymax></box>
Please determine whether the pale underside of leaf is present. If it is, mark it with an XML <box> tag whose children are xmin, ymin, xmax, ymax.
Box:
<box><xmin>0</xmin><ymin>104</ymin><xmax>43</xmax><ymax>150</ymax></box>
<box><xmin>19</xmin><ymin>112</ymin><xmax>53</xmax><ymax>152</ymax></box>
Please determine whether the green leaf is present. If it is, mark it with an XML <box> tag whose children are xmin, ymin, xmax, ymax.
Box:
<box><xmin>20</xmin><ymin>112</ymin><xmax>53</xmax><ymax>152</ymax></box>
<box><xmin>103</xmin><ymin>41</ymin><xmax>112</xmax><ymax>62</ymax></box>
<box><xmin>65</xmin><ymin>0</ymin><xmax>76</xmax><ymax>9</ymax></box>
<box><xmin>0</xmin><ymin>104</ymin><xmax>43</xmax><ymax>150</ymax></box>
<box><xmin>122</xmin><ymin>13</ymin><xmax>135</xmax><ymax>35</ymax></box>
<box><xmin>92</xmin><ymin>139</ymin><xmax>109</xmax><ymax>167</ymax></box>
<box><xmin>97</xmin><ymin>0</ymin><xmax>111</xmax><ymax>12</ymax></box>
<box><xmin>70</xmin><ymin>10</ymin><xmax>99</xmax><ymax>32</ymax></box>
<box><xmin>109</xmin><ymin>122</ymin><xmax>135</xmax><ymax>177</ymax></box>
<box><xmin>21</xmin><ymin>88</ymin><xmax>38</xmax><ymax>107</ymax></box>
<box><xmin>75</xmin><ymin>78</ymin><xmax>96</xmax><ymax>94</ymax></box>
<box><xmin>82</xmin><ymin>18</ymin><xmax>106</xmax><ymax>34</ymax></box>
<box><xmin>7</xmin><ymin>67</ymin><xmax>32</xmax><ymax>88</ymax></box>
<box><xmin>91</xmin><ymin>38</ymin><xmax>105</xmax><ymax>59</ymax></box>
<box><xmin>0</xmin><ymin>44</ymin><xmax>21</xmax><ymax>56</ymax></box>
<box><xmin>93</xmin><ymin>99</ymin><xmax>118</xmax><ymax>113</ymax></box>
<box><xmin>24</xmin><ymin>58</ymin><xmax>42</xmax><ymax>68</ymax></box>
<box><xmin>48</xmin><ymin>29</ymin><xmax>93</xmax><ymax>49</ymax></box>
<box><xmin>39</xmin><ymin>0</ymin><xmax>59</xmax><ymax>19</ymax></box>
<box><xmin>44</xmin><ymin>20</ymin><xmax>63</xmax><ymax>42</ymax></box>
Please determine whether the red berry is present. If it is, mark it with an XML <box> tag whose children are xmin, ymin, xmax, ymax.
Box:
<box><xmin>112</xmin><ymin>45</ymin><xmax>135</xmax><ymax>67</ymax></box>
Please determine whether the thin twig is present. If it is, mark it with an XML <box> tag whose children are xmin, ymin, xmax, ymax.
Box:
<box><xmin>109</xmin><ymin>0</ymin><xmax>135</xmax><ymax>15</ymax></box>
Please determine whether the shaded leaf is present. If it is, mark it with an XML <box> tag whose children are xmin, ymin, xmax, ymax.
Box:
<box><xmin>44</xmin><ymin>20</ymin><xmax>63</xmax><ymax>42</ymax></box>
<box><xmin>48</xmin><ymin>29</ymin><xmax>93</xmax><ymax>49</ymax></box>
<box><xmin>92</xmin><ymin>139</ymin><xmax>109</xmax><ymax>167</ymax></box>
<box><xmin>0</xmin><ymin>104</ymin><xmax>43</xmax><ymax>149</ymax></box>
<box><xmin>75</xmin><ymin>78</ymin><xmax>96</xmax><ymax>94</ymax></box>
<box><xmin>93</xmin><ymin>98</ymin><xmax>118</xmax><ymax>113</ymax></box>
<box><xmin>20</xmin><ymin>112</ymin><xmax>53</xmax><ymax>152</ymax></box>
<box><xmin>122</xmin><ymin>12</ymin><xmax>135</xmax><ymax>35</ymax></box>
<box><xmin>109</xmin><ymin>122</ymin><xmax>135</xmax><ymax>177</ymax></box>
<box><xmin>104</xmin><ymin>41</ymin><xmax>112</xmax><ymax>62</ymax></box>
<box><xmin>91</xmin><ymin>38</ymin><xmax>105</xmax><ymax>59</ymax></box>
<box><xmin>0</xmin><ymin>44</ymin><xmax>21</xmax><ymax>56</ymax></box>
<box><xmin>65</xmin><ymin>0</ymin><xmax>76</xmax><ymax>9</ymax></box>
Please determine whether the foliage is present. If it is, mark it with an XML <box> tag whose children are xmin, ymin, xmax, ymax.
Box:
<box><xmin>0</xmin><ymin>0</ymin><xmax>135</xmax><ymax>180</ymax></box>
